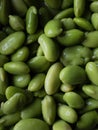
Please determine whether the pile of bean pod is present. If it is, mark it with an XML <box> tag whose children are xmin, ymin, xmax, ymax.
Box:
<box><xmin>1</xmin><ymin>0</ymin><xmax>98</xmax><ymax>130</ymax></box>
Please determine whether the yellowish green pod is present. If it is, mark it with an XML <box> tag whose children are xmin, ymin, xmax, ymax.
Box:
<box><xmin>13</xmin><ymin>118</ymin><xmax>50</xmax><ymax>130</ymax></box>
<box><xmin>26</xmin><ymin>6</ymin><xmax>38</xmax><ymax>34</ymax></box>
<box><xmin>90</xmin><ymin>1</ymin><xmax>98</xmax><ymax>13</ymax></box>
<box><xmin>60</xmin><ymin>83</ymin><xmax>74</xmax><ymax>92</ymax></box>
<box><xmin>91</xmin><ymin>13</ymin><xmax>98</xmax><ymax>30</ymax></box>
<box><xmin>38</xmin><ymin>34</ymin><xmax>60</xmax><ymax>62</ymax></box>
<box><xmin>42</xmin><ymin>95</ymin><xmax>56</xmax><ymax>125</ymax></box>
<box><xmin>28</xmin><ymin>73</ymin><xmax>45</xmax><ymax>92</ymax></box>
<box><xmin>45</xmin><ymin>62</ymin><xmax>63</xmax><ymax>95</ymax></box>
<box><xmin>57</xmin><ymin>104</ymin><xmax>78</xmax><ymax>123</ymax></box>
<box><xmin>52</xmin><ymin>120</ymin><xmax>72</xmax><ymax>130</ymax></box>
<box><xmin>4</xmin><ymin>61</ymin><xmax>30</xmax><ymax>75</ymax></box>
<box><xmin>0</xmin><ymin>31</ymin><xmax>25</xmax><ymax>55</ymax></box>
<box><xmin>74</xmin><ymin>0</ymin><xmax>85</xmax><ymax>17</ymax></box>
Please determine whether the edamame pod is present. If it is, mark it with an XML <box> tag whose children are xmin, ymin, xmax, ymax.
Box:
<box><xmin>57</xmin><ymin>104</ymin><xmax>78</xmax><ymax>123</ymax></box>
<box><xmin>59</xmin><ymin>65</ymin><xmax>86</xmax><ymax>85</ymax></box>
<box><xmin>91</xmin><ymin>13</ymin><xmax>98</xmax><ymax>30</ymax></box>
<box><xmin>26</xmin><ymin>6</ymin><xmax>38</xmax><ymax>34</ymax></box>
<box><xmin>74</xmin><ymin>0</ymin><xmax>85</xmax><ymax>17</ymax></box>
<box><xmin>45</xmin><ymin>62</ymin><xmax>63</xmax><ymax>95</ymax></box>
<box><xmin>4</xmin><ymin>61</ymin><xmax>30</xmax><ymax>75</ymax></box>
<box><xmin>13</xmin><ymin>118</ymin><xmax>50</xmax><ymax>130</ymax></box>
<box><xmin>38</xmin><ymin>34</ymin><xmax>60</xmax><ymax>62</ymax></box>
<box><xmin>90</xmin><ymin>1</ymin><xmax>98</xmax><ymax>13</ymax></box>
<box><xmin>42</xmin><ymin>95</ymin><xmax>56</xmax><ymax>125</ymax></box>
<box><xmin>0</xmin><ymin>31</ymin><xmax>25</xmax><ymax>55</ymax></box>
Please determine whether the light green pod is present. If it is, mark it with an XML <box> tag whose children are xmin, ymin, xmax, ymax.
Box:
<box><xmin>4</xmin><ymin>61</ymin><xmax>30</xmax><ymax>75</ymax></box>
<box><xmin>12</xmin><ymin>74</ymin><xmax>31</xmax><ymax>88</ymax></box>
<box><xmin>42</xmin><ymin>95</ymin><xmax>56</xmax><ymax>125</ymax></box>
<box><xmin>60</xmin><ymin>83</ymin><xmax>74</xmax><ymax>92</ymax></box>
<box><xmin>54</xmin><ymin>8</ymin><xmax>74</xmax><ymax>19</ymax></box>
<box><xmin>9</xmin><ymin>15</ymin><xmax>25</xmax><ymax>31</ymax></box>
<box><xmin>13</xmin><ymin>118</ymin><xmax>50</xmax><ymax>130</ymax></box>
<box><xmin>36</xmin><ymin>46</ymin><xmax>44</xmax><ymax>56</ymax></box>
<box><xmin>85</xmin><ymin>62</ymin><xmax>98</xmax><ymax>85</ymax></box>
<box><xmin>1</xmin><ymin>93</ymin><xmax>26</xmax><ymax>114</ymax></box>
<box><xmin>57</xmin><ymin>104</ymin><xmax>78</xmax><ymax>123</ymax></box>
<box><xmin>0</xmin><ymin>112</ymin><xmax>21</xmax><ymax>127</ymax></box>
<box><xmin>59</xmin><ymin>65</ymin><xmax>86</xmax><ymax>85</ymax></box>
<box><xmin>90</xmin><ymin>1</ymin><xmax>98</xmax><ymax>13</ymax></box>
<box><xmin>28</xmin><ymin>56</ymin><xmax>51</xmax><ymax>73</ymax></box>
<box><xmin>92</xmin><ymin>48</ymin><xmax>98</xmax><ymax>60</ymax></box>
<box><xmin>61</xmin><ymin>0</ymin><xmax>73</xmax><ymax>9</ymax></box>
<box><xmin>0</xmin><ymin>31</ymin><xmax>25</xmax><ymax>55</ymax></box>
<box><xmin>11</xmin><ymin>47</ymin><xmax>29</xmax><ymax>62</ymax></box>
<box><xmin>0</xmin><ymin>67</ymin><xmax>8</xmax><ymax>95</ymax></box>
<box><xmin>82</xmin><ymin>84</ymin><xmax>98</xmax><ymax>100</ymax></box>
<box><xmin>74</xmin><ymin>0</ymin><xmax>85</xmax><ymax>17</ymax></box>
<box><xmin>63</xmin><ymin>92</ymin><xmax>84</xmax><ymax>109</ymax></box>
<box><xmin>45</xmin><ymin>62</ymin><xmax>63</xmax><ymax>95</ymax></box>
<box><xmin>44</xmin><ymin>19</ymin><xmax>63</xmax><ymax>38</ymax></box>
<box><xmin>38</xmin><ymin>34</ymin><xmax>59</xmax><ymax>62</ymax></box>
<box><xmin>21</xmin><ymin>98</ymin><xmax>41</xmax><ymax>119</ymax></box>
<box><xmin>73</xmin><ymin>17</ymin><xmax>94</xmax><ymax>31</ymax></box>
<box><xmin>28</xmin><ymin>73</ymin><xmax>45</xmax><ymax>92</ymax></box>
<box><xmin>91</xmin><ymin>13</ymin><xmax>98</xmax><ymax>30</ymax></box>
<box><xmin>0</xmin><ymin>55</ymin><xmax>9</xmax><ymax>67</ymax></box>
<box><xmin>44</xmin><ymin>0</ymin><xmax>61</xmax><ymax>9</ymax></box>
<box><xmin>82</xmin><ymin>31</ymin><xmax>98</xmax><ymax>48</ymax></box>
<box><xmin>26</xmin><ymin>6</ymin><xmax>38</xmax><ymax>34</ymax></box>
<box><xmin>52</xmin><ymin>120</ymin><xmax>72</xmax><ymax>130</ymax></box>
<box><xmin>57</xmin><ymin>29</ymin><xmax>84</xmax><ymax>46</ymax></box>
<box><xmin>76</xmin><ymin>111</ymin><xmax>98</xmax><ymax>130</ymax></box>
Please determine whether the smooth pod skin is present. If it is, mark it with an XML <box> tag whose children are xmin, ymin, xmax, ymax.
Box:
<box><xmin>92</xmin><ymin>48</ymin><xmax>98</xmax><ymax>60</ymax></box>
<box><xmin>21</xmin><ymin>98</ymin><xmax>41</xmax><ymax>119</ymax></box>
<box><xmin>11</xmin><ymin>47</ymin><xmax>29</xmax><ymax>62</ymax></box>
<box><xmin>42</xmin><ymin>95</ymin><xmax>56</xmax><ymax>125</ymax></box>
<box><xmin>26</xmin><ymin>6</ymin><xmax>38</xmax><ymax>34</ymax></box>
<box><xmin>82</xmin><ymin>84</ymin><xmax>98</xmax><ymax>100</ymax></box>
<box><xmin>85</xmin><ymin>62</ymin><xmax>98</xmax><ymax>85</ymax></box>
<box><xmin>28</xmin><ymin>56</ymin><xmax>51</xmax><ymax>73</ymax></box>
<box><xmin>54</xmin><ymin>8</ymin><xmax>74</xmax><ymax>19</ymax></box>
<box><xmin>4</xmin><ymin>61</ymin><xmax>30</xmax><ymax>75</ymax></box>
<box><xmin>13</xmin><ymin>118</ymin><xmax>50</xmax><ymax>130</ymax></box>
<box><xmin>28</xmin><ymin>73</ymin><xmax>45</xmax><ymax>92</ymax></box>
<box><xmin>45</xmin><ymin>62</ymin><xmax>63</xmax><ymax>95</ymax></box>
<box><xmin>60</xmin><ymin>83</ymin><xmax>74</xmax><ymax>92</ymax></box>
<box><xmin>91</xmin><ymin>13</ymin><xmax>98</xmax><ymax>30</ymax></box>
<box><xmin>44</xmin><ymin>19</ymin><xmax>63</xmax><ymax>38</ymax></box>
<box><xmin>63</xmin><ymin>92</ymin><xmax>85</xmax><ymax>109</ymax></box>
<box><xmin>9</xmin><ymin>15</ymin><xmax>25</xmax><ymax>31</ymax></box>
<box><xmin>90</xmin><ymin>1</ymin><xmax>98</xmax><ymax>13</ymax></box>
<box><xmin>73</xmin><ymin>17</ymin><xmax>94</xmax><ymax>31</ymax></box>
<box><xmin>82</xmin><ymin>31</ymin><xmax>98</xmax><ymax>48</ymax></box>
<box><xmin>59</xmin><ymin>65</ymin><xmax>86</xmax><ymax>85</ymax></box>
<box><xmin>57</xmin><ymin>104</ymin><xmax>78</xmax><ymax>123</ymax></box>
<box><xmin>74</xmin><ymin>0</ymin><xmax>85</xmax><ymax>17</ymax></box>
<box><xmin>38</xmin><ymin>34</ymin><xmax>60</xmax><ymax>62</ymax></box>
<box><xmin>76</xmin><ymin>111</ymin><xmax>98</xmax><ymax>130</ymax></box>
<box><xmin>57</xmin><ymin>29</ymin><xmax>84</xmax><ymax>46</ymax></box>
<box><xmin>52</xmin><ymin>120</ymin><xmax>72</xmax><ymax>130</ymax></box>
<box><xmin>0</xmin><ymin>31</ymin><xmax>25</xmax><ymax>55</ymax></box>
<box><xmin>12</xmin><ymin>74</ymin><xmax>31</xmax><ymax>88</ymax></box>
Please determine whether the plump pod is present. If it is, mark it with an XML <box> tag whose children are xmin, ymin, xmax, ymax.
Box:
<box><xmin>4</xmin><ymin>61</ymin><xmax>30</xmax><ymax>75</ymax></box>
<box><xmin>26</xmin><ymin>6</ymin><xmax>38</xmax><ymax>34</ymax></box>
<box><xmin>63</xmin><ymin>92</ymin><xmax>85</xmax><ymax>109</ymax></box>
<box><xmin>90</xmin><ymin>1</ymin><xmax>98</xmax><ymax>13</ymax></box>
<box><xmin>0</xmin><ymin>31</ymin><xmax>25</xmax><ymax>55</ymax></box>
<box><xmin>57</xmin><ymin>104</ymin><xmax>78</xmax><ymax>123</ymax></box>
<box><xmin>59</xmin><ymin>65</ymin><xmax>86</xmax><ymax>85</ymax></box>
<box><xmin>38</xmin><ymin>34</ymin><xmax>59</xmax><ymax>62</ymax></box>
<box><xmin>91</xmin><ymin>13</ymin><xmax>98</xmax><ymax>30</ymax></box>
<box><xmin>45</xmin><ymin>62</ymin><xmax>63</xmax><ymax>95</ymax></box>
<box><xmin>44</xmin><ymin>19</ymin><xmax>63</xmax><ymax>38</ymax></box>
<box><xmin>42</xmin><ymin>95</ymin><xmax>56</xmax><ymax>125</ymax></box>
<box><xmin>13</xmin><ymin>118</ymin><xmax>50</xmax><ymax>130</ymax></box>
<box><xmin>52</xmin><ymin>120</ymin><xmax>72</xmax><ymax>130</ymax></box>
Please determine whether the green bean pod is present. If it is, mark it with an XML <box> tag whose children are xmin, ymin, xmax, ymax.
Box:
<box><xmin>45</xmin><ymin>62</ymin><xmax>63</xmax><ymax>95</ymax></box>
<box><xmin>90</xmin><ymin>1</ymin><xmax>98</xmax><ymax>13</ymax></box>
<box><xmin>42</xmin><ymin>95</ymin><xmax>56</xmax><ymax>125</ymax></box>
<box><xmin>38</xmin><ymin>34</ymin><xmax>60</xmax><ymax>62</ymax></box>
<box><xmin>0</xmin><ymin>31</ymin><xmax>25</xmax><ymax>55</ymax></box>
<box><xmin>74</xmin><ymin>0</ymin><xmax>85</xmax><ymax>17</ymax></box>
<box><xmin>13</xmin><ymin>118</ymin><xmax>50</xmax><ymax>130</ymax></box>
<box><xmin>91</xmin><ymin>13</ymin><xmax>98</xmax><ymax>30</ymax></box>
<box><xmin>57</xmin><ymin>104</ymin><xmax>78</xmax><ymax>123</ymax></box>
<box><xmin>26</xmin><ymin>6</ymin><xmax>38</xmax><ymax>34</ymax></box>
